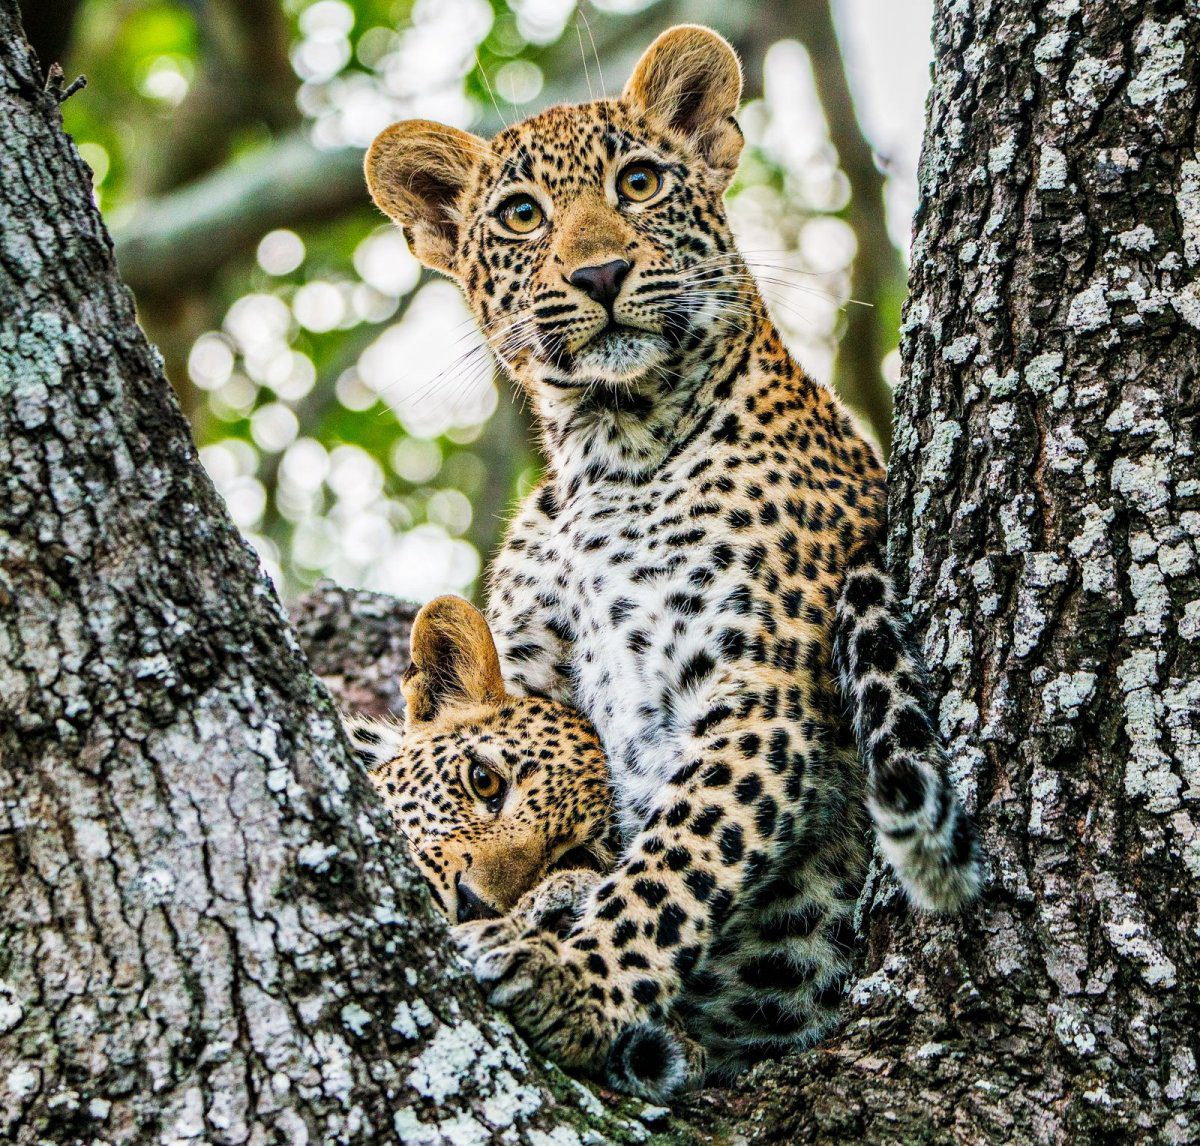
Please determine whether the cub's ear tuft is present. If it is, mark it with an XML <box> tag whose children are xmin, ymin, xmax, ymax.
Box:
<box><xmin>364</xmin><ymin>120</ymin><xmax>488</xmax><ymax>276</ymax></box>
<box><xmin>404</xmin><ymin>595</ymin><xmax>505</xmax><ymax>724</ymax></box>
<box><xmin>341</xmin><ymin>711</ymin><xmax>406</xmax><ymax>772</ymax></box>
<box><xmin>623</xmin><ymin>25</ymin><xmax>743</xmax><ymax>182</ymax></box>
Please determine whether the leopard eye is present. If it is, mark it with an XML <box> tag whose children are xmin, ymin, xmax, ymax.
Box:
<box><xmin>467</xmin><ymin>759</ymin><xmax>507</xmax><ymax>809</ymax></box>
<box><xmin>617</xmin><ymin>163</ymin><xmax>662</xmax><ymax>203</ymax></box>
<box><xmin>497</xmin><ymin>194</ymin><xmax>544</xmax><ymax>235</ymax></box>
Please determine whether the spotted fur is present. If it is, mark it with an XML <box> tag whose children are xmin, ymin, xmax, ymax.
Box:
<box><xmin>365</xmin><ymin>24</ymin><xmax>982</xmax><ymax>1095</ymax></box>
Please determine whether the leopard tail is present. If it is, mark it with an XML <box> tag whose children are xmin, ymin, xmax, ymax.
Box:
<box><xmin>831</xmin><ymin>543</ymin><xmax>983</xmax><ymax>911</ymax></box>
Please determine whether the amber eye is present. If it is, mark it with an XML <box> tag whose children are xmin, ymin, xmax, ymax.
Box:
<box><xmin>497</xmin><ymin>194</ymin><xmax>544</xmax><ymax>235</ymax></box>
<box><xmin>617</xmin><ymin>163</ymin><xmax>662</xmax><ymax>203</ymax></box>
<box><xmin>467</xmin><ymin>758</ymin><xmax>507</xmax><ymax>808</ymax></box>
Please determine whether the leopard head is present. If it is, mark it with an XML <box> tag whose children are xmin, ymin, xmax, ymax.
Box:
<box><xmin>365</xmin><ymin>25</ymin><xmax>745</xmax><ymax>401</ymax></box>
<box><xmin>365</xmin><ymin>595</ymin><xmax>614</xmax><ymax>922</ymax></box>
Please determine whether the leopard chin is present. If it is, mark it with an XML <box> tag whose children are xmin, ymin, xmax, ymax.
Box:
<box><xmin>572</xmin><ymin>328</ymin><xmax>670</xmax><ymax>383</ymax></box>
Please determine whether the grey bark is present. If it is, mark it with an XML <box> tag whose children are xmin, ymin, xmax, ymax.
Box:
<box><xmin>752</xmin><ymin>0</ymin><xmax>1199</xmax><ymax>1139</ymax></box>
<box><xmin>0</xmin><ymin>11</ymin><xmax>664</xmax><ymax>1144</ymax></box>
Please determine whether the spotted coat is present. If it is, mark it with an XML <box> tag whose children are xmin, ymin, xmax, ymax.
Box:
<box><xmin>364</xmin><ymin>24</ymin><xmax>982</xmax><ymax>1097</ymax></box>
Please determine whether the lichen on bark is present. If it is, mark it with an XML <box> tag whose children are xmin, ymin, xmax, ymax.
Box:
<box><xmin>0</xmin><ymin>9</ymin><xmax>667</xmax><ymax>1143</ymax></box>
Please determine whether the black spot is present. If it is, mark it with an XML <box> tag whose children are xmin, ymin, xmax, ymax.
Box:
<box><xmin>674</xmin><ymin>945</ymin><xmax>701</xmax><ymax>979</ymax></box>
<box><xmin>767</xmin><ymin>729</ymin><xmax>791</xmax><ymax>773</ymax></box>
<box><xmin>679</xmin><ymin>651</ymin><xmax>716</xmax><ymax>692</ymax></box>
<box><xmin>716</xmin><ymin>629</ymin><xmax>745</xmax><ymax>660</ymax></box>
<box><xmin>665</xmin><ymin>801</ymin><xmax>692</xmax><ymax>827</ymax></box>
<box><xmin>861</xmin><ymin>682</ymin><xmax>891</xmax><ymax>733</ymax></box>
<box><xmin>685</xmin><ymin>869</ymin><xmax>715</xmax><ymax>902</ymax></box>
<box><xmin>691</xmin><ymin>805</ymin><xmax>724</xmax><ymax>836</ymax></box>
<box><xmin>855</xmin><ymin>623</ymin><xmax>900</xmax><ymax>675</ymax></box>
<box><xmin>609</xmin><ymin>597</ymin><xmax>635</xmax><ymax>625</ymax></box>
<box><xmin>892</xmin><ymin>705</ymin><xmax>934</xmax><ymax>751</ymax></box>
<box><xmin>734</xmin><ymin>773</ymin><xmax>762</xmax><ymax>804</ymax></box>
<box><xmin>731</xmin><ymin>996</ymin><xmax>802</xmax><ymax>1035</ymax></box>
<box><xmin>633</xmin><ymin>879</ymin><xmax>669</xmax><ymax>908</ymax></box>
<box><xmin>813</xmin><ymin>977</ymin><xmax>845</xmax><ymax>1010</ymax></box>
<box><xmin>755</xmin><ymin>795</ymin><xmax>778</xmax><ymax>837</ymax></box>
<box><xmin>632</xmin><ymin>979</ymin><xmax>661</xmax><ymax>1004</ymax></box>
<box><xmin>844</xmin><ymin>572</ymin><xmax>886</xmax><ymax>613</ymax></box>
<box><xmin>738</xmin><ymin>952</ymin><xmax>801</xmax><ymax>990</ymax></box>
<box><xmin>612</xmin><ymin>1024</ymin><xmax>674</xmax><ymax>1088</ymax></box>
<box><xmin>874</xmin><ymin>758</ymin><xmax>926</xmax><ymax>815</ymax></box>
<box><xmin>694</xmin><ymin>703</ymin><xmax>732</xmax><ymax>737</ymax></box>
<box><xmin>719</xmin><ymin>824</ymin><xmax>744</xmax><ymax>863</ymax></box>
<box><xmin>597</xmin><ymin>896</ymin><xmax>626</xmax><ymax>921</ymax></box>
<box><xmin>664</xmin><ymin>846</ymin><xmax>691</xmax><ymax>871</ymax></box>
<box><xmin>703</xmin><ymin>762</ymin><xmax>732</xmax><ymax>787</ymax></box>
<box><xmin>655</xmin><ymin>903</ymin><xmax>687</xmax><ymax>947</ymax></box>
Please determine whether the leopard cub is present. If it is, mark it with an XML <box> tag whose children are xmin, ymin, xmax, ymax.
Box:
<box><xmin>344</xmin><ymin>595</ymin><xmax>617</xmax><ymax>927</ymax></box>
<box><xmin>345</xmin><ymin>596</ymin><xmax>706</xmax><ymax>1095</ymax></box>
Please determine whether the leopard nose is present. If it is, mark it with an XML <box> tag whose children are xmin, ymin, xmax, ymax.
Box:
<box><xmin>569</xmin><ymin>259</ymin><xmax>631</xmax><ymax>308</ymax></box>
<box><xmin>456</xmin><ymin>879</ymin><xmax>501</xmax><ymax>923</ymax></box>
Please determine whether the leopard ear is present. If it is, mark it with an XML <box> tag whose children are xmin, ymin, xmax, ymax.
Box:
<box><xmin>403</xmin><ymin>596</ymin><xmax>505</xmax><ymax>724</ymax></box>
<box><xmin>364</xmin><ymin>119</ymin><xmax>488</xmax><ymax>276</ymax></box>
<box><xmin>623</xmin><ymin>25</ymin><xmax>743</xmax><ymax>182</ymax></box>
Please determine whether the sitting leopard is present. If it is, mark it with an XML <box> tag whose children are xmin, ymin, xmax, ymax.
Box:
<box><xmin>363</xmin><ymin>23</ymin><xmax>983</xmax><ymax>1096</ymax></box>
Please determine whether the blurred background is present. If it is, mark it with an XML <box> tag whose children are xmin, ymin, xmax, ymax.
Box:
<box><xmin>24</xmin><ymin>0</ymin><xmax>933</xmax><ymax>603</ymax></box>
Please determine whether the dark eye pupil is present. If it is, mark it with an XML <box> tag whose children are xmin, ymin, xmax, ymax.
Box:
<box><xmin>630</xmin><ymin>172</ymin><xmax>647</xmax><ymax>188</ymax></box>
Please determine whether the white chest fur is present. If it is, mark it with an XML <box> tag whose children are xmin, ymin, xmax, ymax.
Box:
<box><xmin>530</xmin><ymin>470</ymin><xmax>752</xmax><ymax>838</ymax></box>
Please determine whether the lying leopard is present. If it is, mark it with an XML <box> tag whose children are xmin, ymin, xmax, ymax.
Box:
<box><xmin>362</xmin><ymin>23</ymin><xmax>983</xmax><ymax>1096</ymax></box>
<box><xmin>346</xmin><ymin>595</ymin><xmax>707</xmax><ymax>1093</ymax></box>
<box><xmin>344</xmin><ymin>594</ymin><xmax>618</xmax><ymax>925</ymax></box>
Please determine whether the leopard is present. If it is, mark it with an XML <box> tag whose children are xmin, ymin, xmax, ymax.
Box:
<box><xmin>343</xmin><ymin>594</ymin><xmax>618</xmax><ymax>925</ymax></box>
<box><xmin>345</xmin><ymin>594</ymin><xmax>708</xmax><ymax>1092</ymax></box>
<box><xmin>363</xmin><ymin>22</ymin><xmax>983</xmax><ymax>1097</ymax></box>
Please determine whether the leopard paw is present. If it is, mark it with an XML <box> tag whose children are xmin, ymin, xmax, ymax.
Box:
<box><xmin>511</xmin><ymin>868</ymin><xmax>600</xmax><ymax>935</ymax></box>
<box><xmin>454</xmin><ymin>924</ymin><xmax>629</xmax><ymax>1073</ymax></box>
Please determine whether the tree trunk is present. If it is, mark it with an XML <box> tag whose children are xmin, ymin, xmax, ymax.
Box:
<box><xmin>4</xmin><ymin>1</ymin><xmax>1199</xmax><ymax>1143</ymax></box>
<box><xmin>0</xmin><ymin>11</ymin><xmax>660</xmax><ymax>1143</ymax></box>
<box><xmin>685</xmin><ymin>1</ymin><xmax>1200</xmax><ymax>1140</ymax></box>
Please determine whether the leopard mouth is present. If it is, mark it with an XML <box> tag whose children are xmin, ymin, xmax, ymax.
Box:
<box><xmin>550</xmin><ymin>844</ymin><xmax>605</xmax><ymax>872</ymax></box>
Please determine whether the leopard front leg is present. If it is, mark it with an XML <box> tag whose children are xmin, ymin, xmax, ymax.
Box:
<box><xmin>455</xmin><ymin>715</ymin><xmax>807</xmax><ymax>1094</ymax></box>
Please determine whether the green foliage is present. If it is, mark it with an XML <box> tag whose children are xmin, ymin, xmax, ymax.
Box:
<box><xmin>58</xmin><ymin>0</ymin><xmax>904</xmax><ymax>602</ymax></box>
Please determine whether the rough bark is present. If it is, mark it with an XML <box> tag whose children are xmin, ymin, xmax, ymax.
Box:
<box><xmin>693</xmin><ymin>1</ymin><xmax>1200</xmax><ymax>1140</ymax></box>
<box><xmin>0</xmin><ymin>11</ymin><xmax>665</xmax><ymax>1144</ymax></box>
